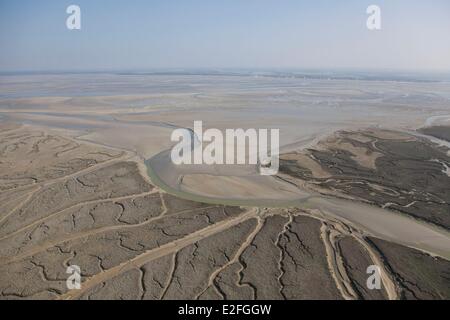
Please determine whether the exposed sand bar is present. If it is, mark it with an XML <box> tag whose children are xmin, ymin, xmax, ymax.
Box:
<box><xmin>307</xmin><ymin>197</ymin><xmax>450</xmax><ymax>260</ymax></box>
<box><xmin>145</xmin><ymin>159</ymin><xmax>310</xmax><ymax>207</ymax></box>
<box><xmin>422</xmin><ymin>114</ymin><xmax>450</xmax><ymax>128</ymax></box>
<box><xmin>404</xmin><ymin>129</ymin><xmax>450</xmax><ymax>153</ymax></box>
<box><xmin>147</xmin><ymin>149</ymin><xmax>310</xmax><ymax>205</ymax></box>
<box><xmin>145</xmin><ymin>155</ymin><xmax>450</xmax><ymax>260</ymax></box>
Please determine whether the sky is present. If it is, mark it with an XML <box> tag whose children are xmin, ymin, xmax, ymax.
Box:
<box><xmin>0</xmin><ymin>0</ymin><xmax>450</xmax><ymax>72</ymax></box>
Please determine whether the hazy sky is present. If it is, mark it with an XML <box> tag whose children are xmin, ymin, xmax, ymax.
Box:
<box><xmin>1</xmin><ymin>0</ymin><xmax>449</xmax><ymax>72</ymax></box>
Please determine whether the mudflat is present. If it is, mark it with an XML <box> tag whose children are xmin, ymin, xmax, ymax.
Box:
<box><xmin>419</xmin><ymin>126</ymin><xmax>450</xmax><ymax>142</ymax></box>
<box><xmin>279</xmin><ymin>128</ymin><xmax>450</xmax><ymax>229</ymax></box>
<box><xmin>1</xmin><ymin>123</ymin><xmax>449</xmax><ymax>300</ymax></box>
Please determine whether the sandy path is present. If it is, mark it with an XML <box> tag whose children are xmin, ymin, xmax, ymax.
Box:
<box><xmin>59</xmin><ymin>207</ymin><xmax>259</xmax><ymax>300</ymax></box>
<box><xmin>0</xmin><ymin>202</ymin><xmax>223</xmax><ymax>265</ymax></box>
<box><xmin>0</xmin><ymin>186</ymin><xmax>41</xmax><ymax>225</ymax></box>
<box><xmin>194</xmin><ymin>216</ymin><xmax>264</xmax><ymax>299</ymax></box>
<box><xmin>320</xmin><ymin>223</ymin><xmax>358</xmax><ymax>300</ymax></box>
<box><xmin>0</xmin><ymin>190</ymin><xmax>160</xmax><ymax>242</ymax></box>
<box><xmin>352</xmin><ymin>234</ymin><xmax>399</xmax><ymax>300</ymax></box>
<box><xmin>308</xmin><ymin>197</ymin><xmax>450</xmax><ymax>260</ymax></box>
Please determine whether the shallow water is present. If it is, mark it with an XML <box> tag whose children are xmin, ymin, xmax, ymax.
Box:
<box><xmin>145</xmin><ymin>156</ymin><xmax>450</xmax><ymax>260</ymax></box>
<box><xmin>3</xmin><ymin>73</ymin><xmax>450</xmax><ymax>259</ymax></box>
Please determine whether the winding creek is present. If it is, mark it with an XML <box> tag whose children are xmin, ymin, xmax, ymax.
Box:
<box><xmin>145</xmin><ymin>127</ymin><xmax>450</xmax><ymax>261</ymax></box>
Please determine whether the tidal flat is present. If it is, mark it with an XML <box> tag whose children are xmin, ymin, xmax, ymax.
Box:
<box><xmin>1</xmin><ymin>73</ymin><xmax>449</xmax><ymax>300</ymax></box>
